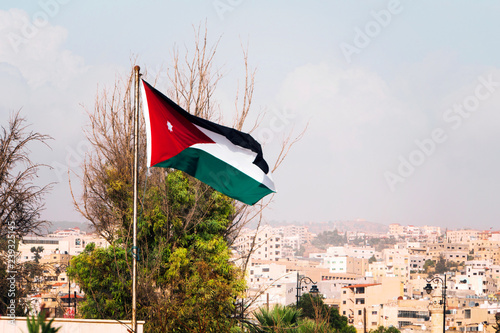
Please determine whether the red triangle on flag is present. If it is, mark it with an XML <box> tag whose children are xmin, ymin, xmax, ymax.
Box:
<box><xmin>142</xmin><ymin>81</ymin><xmax>214</xmax><ymax>166</ymax></box>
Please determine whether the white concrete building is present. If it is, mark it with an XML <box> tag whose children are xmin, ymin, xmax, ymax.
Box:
<box><xmin>233</xmin><ymin>225</ymin><xmax>282</xmax><ymax>261</ymax></box>
<box><xmin>323</xmin><ymin>245</ymin><xmax>376</xmax><ymax>259</ymax></box>
<box><xmin>18</xmin><ymin>229</ymin><xmax>109</xmax><ymax>262</ymax></box>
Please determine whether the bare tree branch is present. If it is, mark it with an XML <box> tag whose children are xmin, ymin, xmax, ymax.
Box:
<box><xmin>0</xmin><ymin>111</ymin><xmax>53</xmax><ymax>238</ymax></box>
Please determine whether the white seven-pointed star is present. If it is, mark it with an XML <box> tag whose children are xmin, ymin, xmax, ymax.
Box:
<box><xmin>167</xmin><ymin>121</ymin><xmax>173</xmax><ymax>132</ymax></box>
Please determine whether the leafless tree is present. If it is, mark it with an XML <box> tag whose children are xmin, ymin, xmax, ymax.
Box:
<box><xmin>0</xmin><ymin>111</ymin><xmax>52</xmax><ymax>315</ymax></box>
<box><xmin>0</xmin><ymin>111</ymin><xmax>52</xmax><ymax>237</ymax></box>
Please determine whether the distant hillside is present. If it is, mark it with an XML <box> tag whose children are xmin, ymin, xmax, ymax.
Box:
<box><xmin>45</xmin><ymin>221</ymin><xmax>94</xmax><ymax>234</ymax></box>
<box><xmin>267</xmin><ymin>220</ymin><xmax>389</xmax><ymax>234</ymax></box>
<box><xmin>44</xmin><ymin>220</ymin><xmax>387</xmax><ymax>236</ymax></box>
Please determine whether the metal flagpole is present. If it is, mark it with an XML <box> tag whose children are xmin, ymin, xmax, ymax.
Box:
<box><xmin>131</xmin><ymin>65</ymin><xmax>141</xmax><ymax>333</ymax></box>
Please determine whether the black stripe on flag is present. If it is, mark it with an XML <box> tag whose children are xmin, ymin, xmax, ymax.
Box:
<box><xmin>143</xmin><ymin>81</ymin><xmax>270</xmax><ymax>174</ymax></box>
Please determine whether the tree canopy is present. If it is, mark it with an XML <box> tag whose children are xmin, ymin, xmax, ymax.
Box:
<box><xmin>369</xmin><ymin>326</ymin><xmax>401</xmax><ymax>333</ymax></box>
<box><xmin>312</xmin><ymin>230</ymin><xmax>346</xmax><ymax>249</ymax></box>
<box><xmin>297</xmin><ymin>293</ymin><xmax>355</xmax><ymax>332</ymax></box>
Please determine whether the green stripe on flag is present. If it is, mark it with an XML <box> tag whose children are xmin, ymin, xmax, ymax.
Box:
<box><xmin>154</xmin><ymin>148</ymin><xmax>274</xmax><ymax>205</ymax></box>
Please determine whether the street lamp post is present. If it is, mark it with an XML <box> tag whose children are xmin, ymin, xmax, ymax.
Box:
<box><xmin>424</xmin><ymin>274</ymin><xmax>447</xmax><ymax>333</ymax></box>
<box><xmin>296</xmin><ymin>271</ymin><xmax>319</xmax><ymax>308</ymax></box>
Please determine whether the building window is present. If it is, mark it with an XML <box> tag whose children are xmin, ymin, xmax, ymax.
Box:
<box><xmin>398</xmin><ymin>321</ymin><xmax>413</xmax><ymax>329</ymax></box>
<box><xmin>358</xmin><ymin>310</ymin><xmax>362</xmax><ymax>315</ymax></box>
<box><xmin>355</xmin><ymin>287</ymin><xmax>365</xmax><ymax>294</ymax></box>
<box><xmin>398</xmin><ymin>310</ymin><xmax>429</xmax><ymax>319</ymax></box>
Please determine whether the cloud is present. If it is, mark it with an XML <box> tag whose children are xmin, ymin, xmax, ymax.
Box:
<box><xmin>275</xmin><ymin>62</ymin><xmax>406</xmax><ymax>154</ymax></box>
<box><xmin>0</xmin><ymin>8</ymin><xmax>124</xmax><ymax>224</ymax></box>
<box><xmin>265</xmin><ymin>60</ymin><xmax>500</xmax><ymax>228</ymax></box>
<box><xmin>0</xmin><ymin>8</ymin><xmax>88</xmax><ymax>88</ymax></box>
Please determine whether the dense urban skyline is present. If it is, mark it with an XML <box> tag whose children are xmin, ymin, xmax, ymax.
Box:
<box><xmin>1</xmin><ymin>1</ymin><xmax>500</xmax><ymax>230</ymax></box>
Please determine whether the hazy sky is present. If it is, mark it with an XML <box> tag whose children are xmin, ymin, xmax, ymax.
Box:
<box><xmin>1</xmin><ymin>1</ymin><xmax>500</xmax><ymax>230</ymax></box>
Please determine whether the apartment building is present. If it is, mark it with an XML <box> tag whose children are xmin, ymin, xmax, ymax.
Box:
<box><xmin>275</xmin><ymin>225</ymin><xmax>316</xmax><ymax>250</ymax></box>
<box><xmin>447</xmin><ymin>229</ymin><xmax>480</xmax><ymax>243</ymax></box>
<box><xmin>486</xmin><ymin>264</ymin><xmax>500</xmax><ymax>285</ymax></box>
<box><xmin>470</xmin><ymin>240</ymin><xmax>500</xmax><ymax>263</ymax></box>
<box><xmin>464</xmin><ymin>266</ymin><xmax>497</xmax><ymax>296</ymax></box>
<box><xmin>233</xmin><ymin>225</ymin><xmax>282</xmax><ymax>261</ymax></box>
<box><xmin>421</xmin><ymin>225</ymin><xmax>442</xmax><ymax>236</ymax></box>
<box><xmin>409</xmin><ymin>255</ymin><xmax>427</xmax><ymax>272</ymax></box>
<box><xmin>379</xmin><ymin>299</ymin><xmax>430</xmax><ymax>330</ymax></box>
<box><xmin>426</xmin><ymin>242</ymin><xmax>469</xmax><ymax>261</ymax></box>
<box><xmin>322</xmin><ymin>245</ymin><xmax>376</xmax><ymax>259</ymax></box>
<box><xmin>380</xmin><ymin>248</ymin><xmax>410</xmax><ymax>282</ymax></box>
<box><xmin>38</xmin><ymin>252</ymin><xmax>73</xmax><ymax>283</ymax></box>
<box><xmin>447</xmin><ymin>302</ymin><xmax>497</xmax><ymax>332</ymax></box>
<box><xmin>388</xmin><ymin>224</ymin><xmax>404</xmax><ymax>238</ymax></box>
<box><xmin>388</xmin><ymin>224</ymin><xmax>442</xmax><ymax>241</ymax></box>
<box><xmin>321</xmin><ymin>255</ymin><xmax>369</xmax><ymax>275</ymax></box>
<box><xmin>340</xmin><ymin>278</ymin><xmax>401</xmax><ymax>333</ymax></box>
<box><xmin>19</xmin><ymin>229</ymin><xmax>109</xmax><ymax>262</ymax></box>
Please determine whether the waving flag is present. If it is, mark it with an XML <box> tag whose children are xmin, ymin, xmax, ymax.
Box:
<box><xmin>140</xmin><ymin>79</ymin><xmax>275</xmax><ymax>205</ymax></box>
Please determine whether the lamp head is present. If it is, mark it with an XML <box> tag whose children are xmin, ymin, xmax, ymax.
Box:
<box><xmin>310</xmin><ymin>285</ymin><xmax>320</xmax><ymax>295</ymax></box>
<box><xmin>424</xmin><ymin>283</ymin><xmax>434</xmax><ymax>294</ymax></box>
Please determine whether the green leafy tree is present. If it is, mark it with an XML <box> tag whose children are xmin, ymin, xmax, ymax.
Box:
<box><xmin>297</xmin><ymin>293</ymin><xmax>354</xmax><ymax>332</ymax></box>
<box><xmin>350</xmin><ymin>236</ymin><xmax>364</xmax><ymax>246</ymax></box>
<box><xmin>367</xmin><ymin>237</ymin><xmax>397</xmax><ymax>252</ymax></box>
<box><xmin>423</xmin><ymin>259</ymin><xmax>435</xmax><ymax>273</ymax></box>
<box><xmin>69</xmin><ymin>170</ymin><xmax>245</xmax><ymax>331</ymax></box>
<box><xmin>67</xmin><ymin>244</ymin><xmax>130</xmax><ymax>319</ymax></box>
<box><xmin>434</xmin><ymin>256</ymin><xmax>447</xmax><ymax>274</ymax></box>
<box><xmin>312</xmin><ymin>229</ymin><xmax>345</xmax><ymax>249</ymax></box>
<box><xmin>295</xmin><ymin>245</ymin><xmax>306</xmax><ymax>257</ymax></box>
<box><xmin>30</xmin><ymin>246</ymin><xmax>44</xmax><ymax>263</ymax></box>
<box><xmin>329</xmin><ymin>307</ymin><xmax>355</xmax><ymax>333</ymax></box>
<box><xmin>297</xmin><ymin>293</ymin><xmax>328</xmax><ymax>321</ymax></box>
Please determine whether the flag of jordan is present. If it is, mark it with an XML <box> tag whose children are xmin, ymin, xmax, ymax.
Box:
<box><xmin>140</xmin><ymin>79</ymin><xmax>276</xmax><ymax>205</ymax></box>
